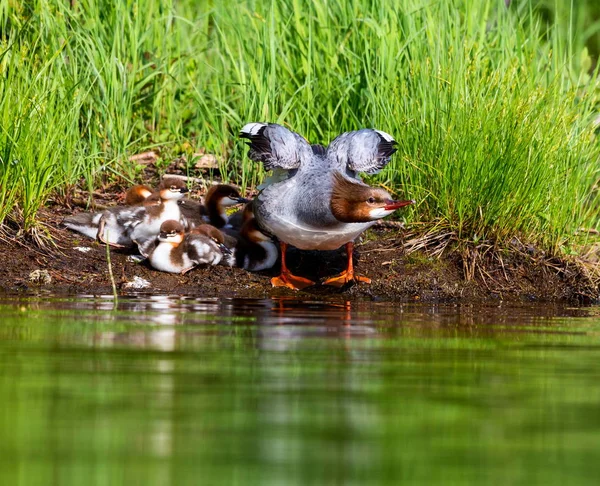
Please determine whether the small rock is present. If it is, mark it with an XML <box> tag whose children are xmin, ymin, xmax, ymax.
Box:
<box><xmin>29</xmin><ymin>269</ymin><xmax>52</xmax><ymax>285</ymax></box>
<box><xmin>194</xmin><ymin>153</ymin><xmax>219</xmax><ymax>169</ymax></box>
<box><xmin>122</xmin><ymin>276</ymin><xmax>151</xmax><ymax>289</ymax></box>
<box><xmin>127</xmin><ymin>255</ymin><xmax>146</xmax><ymax>263</ymax></box>
<box><xmin>129</xmin><ymin>151</ymin><xmax>158</xmax><ymax>164</ymax></box>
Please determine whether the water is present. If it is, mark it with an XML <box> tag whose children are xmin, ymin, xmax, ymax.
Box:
<box><xmin>1</xmin><ymin>294</ymin><xmax>600</xmax><ymax>485</ymax></box>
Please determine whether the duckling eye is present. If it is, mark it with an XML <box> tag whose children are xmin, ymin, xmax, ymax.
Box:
<box><xmin>367</xmin><ymin>197</ymin><xmax>376</xmax><ymax>204</ymax></box>
<box><xmin>170</xmin><ymin>186</ymin><xmax>178</xmax><ymax>191</ymax></box>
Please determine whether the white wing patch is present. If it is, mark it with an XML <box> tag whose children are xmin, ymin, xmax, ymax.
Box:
<box><xmin>240</xmin><ymin>122</ymin><xmax>267</xmax><ymax>136</ymax></box>
<box><xmin>374</xmin><ymin>129</ymin><xmax>395</xmax><ymax>142</ymax></box>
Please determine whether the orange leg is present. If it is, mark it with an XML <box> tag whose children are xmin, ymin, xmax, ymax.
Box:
<box><xmin>271</xmin><ymin>242</ymin><xmax>315</xmax><ymax>290</ymax></box>
<box><xmin>323</xmin><ymin>242</ymin><xmax>371</xmax><ymax>287</ymax></box>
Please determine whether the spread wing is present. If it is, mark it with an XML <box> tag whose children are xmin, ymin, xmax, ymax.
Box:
<box><xmin>240</xmin><ymin>122</ymin><xmax>312</xmax><ymax>171</ymax></box>
<box><xmin>326</xmin><ymin>129</ymin><xmax>397</xmax><ymax>175</ymax></box>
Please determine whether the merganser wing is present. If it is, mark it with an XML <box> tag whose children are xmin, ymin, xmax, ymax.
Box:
<box><xmin>240</xmin><ymin>122</ymin><xmax>312</xmax><ymax>171</ymax></box>
<box><xmin>327</xmin><ymin>129</ymin><xmax>397</xmax><ymax>175</ymax></box>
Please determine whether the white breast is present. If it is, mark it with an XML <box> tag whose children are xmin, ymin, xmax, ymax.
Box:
<box><xmin>132</xmin><ymin>201</ymin><xmax>182</xmax><ymax>243</ymax></box>
<box><xmin>265</xmin><ymin>217</ymin><xmax>375</xmax><ymax>250</ymax></box>
<box><xmin>149</xmin><ymin>243</ymin><xmax>185</xmax><ymax>273</ymax></box>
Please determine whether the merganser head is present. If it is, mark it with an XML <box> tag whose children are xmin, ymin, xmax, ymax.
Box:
<box><xmin>158</xmin><ymin>220</ymin><xmax>185</xmax><ymax>244</ymax></box>
<box><xmin>330</xmin><ymin>172</ymin><xmax>414</xmax><ymax>223</ymax></box>
<box><xmin>125</xmin><ymin>184</ymin><xmax>154</xmax><ymax>205</ymax></box>
<box><xmin>158</xmin><ymin>178</ymin><xmax>189</xmax><ymax>201</ymax></box>
<box><xmin>204</xmin><ymin>184</ymin><xmax>250</xmax><ymax>228</ymax></box>
<box><xmin>205</xmin><ymin>184</ymin><xmax>249</xmax><ymax>208</ymax></box>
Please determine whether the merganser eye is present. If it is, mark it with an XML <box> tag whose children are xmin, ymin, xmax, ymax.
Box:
<box><xmin>367</xmin><ymin>197</ymin><xmax>376</xmax><ymax>204</ymax></box>
<box><xmin>170</xmin><ymin>186</ymin><xmax>178</xmax><ymax>191</ymax></box>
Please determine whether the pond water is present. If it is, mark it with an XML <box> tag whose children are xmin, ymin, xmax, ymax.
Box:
<box><xmin>1</xmin><ymin>294</ymin><xmax>600</xmax><ymax>485</ymax></box>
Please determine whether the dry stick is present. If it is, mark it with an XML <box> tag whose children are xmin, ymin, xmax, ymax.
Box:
<box><xmin>104</xmin><ymin>231</ymin><xmax>119</xmax><ymax>304</ymax></box>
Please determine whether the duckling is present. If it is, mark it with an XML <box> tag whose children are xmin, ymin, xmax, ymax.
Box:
<box><xmin>201</xmin><ymin>184</ymin><xmax>249</xmax><ymax>229</ymax></box>
<box><xmin>190</xmin><ymin>224</ymin><xmax>236</xmax><ymax>266</ymax></box>
<box><xmin>97</xmin><ymin>177</ymin><xmax>189</xmax><ymax>248</ymax></box>
<box><xmin>226</xmin><ymin>200</ymin><xmax>255</xmax><ymax>232</ymax></box>
<box><xmin>147</xmin><ymin>220</ymin><xmax>223</xmax><ymax>273</ymax></box>
<box><xmin>235</xmin><ymin>216</ymin><xmax>278</xmax><ymax>272</ymax></box>
<box><xmin>124</xmin><ymin>184</ymin><xmax>154</xmax><ymax>205</ymax></box>
<box><xmin>63</xmin><ymin>183</ymin><xmax>162</xmax><ymax>240</ymax></box>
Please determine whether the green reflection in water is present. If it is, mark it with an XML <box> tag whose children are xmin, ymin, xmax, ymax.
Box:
<box><xmin>1</xmin><ymin>296</ymin><xmax>600</xmax><ymax>485</ymax></box>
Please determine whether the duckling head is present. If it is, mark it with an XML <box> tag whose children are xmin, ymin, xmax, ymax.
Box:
<box><xmin>158</xmin><ymin>178</ymin><xmax>189</xmax><ymax>201</ymax></box>
<box><xmin>158</xmin><ymin>220</ymin><xmax>185</xmax><ymax>244</ymax></box>
<box><xmin>125</xmin><ymin>184</ymin><xmax>154</xmax><ymax>205</ymax></box>
<box><xmin>205</xmin><ymin>184</ymin><xmax>249</xmax><ymax>208</ymax></box>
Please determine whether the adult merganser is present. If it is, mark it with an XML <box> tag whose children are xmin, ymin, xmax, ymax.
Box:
<box><xmin>240</xmin><ymin>122</ymin><xmax>414</xmax><ymax>290</ymax></box>
<box><xmin>147</xmin><ymin>220</ymin><xmax>223</xmax><ymax>273</ymax></box>
<box><xmin>98</xmin><ymin>177</ymin><xmax>189</xmax><ymax>248</ymax></box>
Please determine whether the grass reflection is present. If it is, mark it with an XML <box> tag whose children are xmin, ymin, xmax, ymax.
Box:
<box><xmin>1</xmin><ymin>297</ymin><xmax>600</xmax><ymax>485</ymax></box>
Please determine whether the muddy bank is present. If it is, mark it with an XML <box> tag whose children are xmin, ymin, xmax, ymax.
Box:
<box><xmin>1</xmin><ymin>206</ymin><xmax>597</xmax><ymax>303</ymax></box>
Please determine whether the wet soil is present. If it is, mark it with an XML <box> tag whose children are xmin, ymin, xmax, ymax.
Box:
<box><xmin>1</xmin><ymin>204</ymin><xmax>597</xmax><ymax>303</ymax></box>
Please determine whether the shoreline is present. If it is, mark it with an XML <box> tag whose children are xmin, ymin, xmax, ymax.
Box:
<box><xmin>1</xmin><ymin>208</ymin><xmax>597</xmax><ymax>304</ymax></box>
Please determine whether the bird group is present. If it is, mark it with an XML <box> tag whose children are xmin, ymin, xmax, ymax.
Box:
<box><xmin>64</xmin><ymin>122</ymin><xmax>414</xmax><ymax>290</ymax></box>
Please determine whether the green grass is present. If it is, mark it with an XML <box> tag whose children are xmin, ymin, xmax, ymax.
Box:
<box><xmin>1</xmin><ymin>0</ymin><xmax>600</xmax><ymax>255</ymax></box>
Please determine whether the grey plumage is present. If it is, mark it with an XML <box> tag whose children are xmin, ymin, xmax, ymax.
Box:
<box><xmin>326</xmin><ymin>129</ymin><xmax>397</xmax><ymax>175</ymax></box>
<box><xmin>241</xmin><ymin>122</ymin><xmax>401</xmax><ymax>251</ymax></box>
<box><xmin>240</xmin><ymin>122</ymin><xmax>313</xmax><ymax>171</ymax></box>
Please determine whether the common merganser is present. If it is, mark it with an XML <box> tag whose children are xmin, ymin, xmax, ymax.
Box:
<box><xmin>235</xmin><ymin>217</ymin><xmax>278</xmax><ymax>272</ymax></box>
<box><xmin>226</xmin><ymin>201</ymin><xmax>255</xmax><ymax>232</ymax></box>
<box><xmin>189</xmin><ymin>223</ymin><xmax>236</xmax><ymax>266</ymax></box>
<box><xmin>240</xmin><ymin>122</ymin><xmax>414</xmax><ymax>290</ymax></box>
<box><xmin>124</xmin><ymin>184</ymin><xmax>154</xmax><ymax>205</ymax></box>
<box><xmin>126</xmin><ymin>181</ymin><xmax>200</xmax><ymax>218</ymax></box>
<box><xmin>181</xmin><ymin>184</ymin><xmax>249</xmax><ymax>229</ymax></box>
<box><xmin>203</xmin><ymin>184</ymin><xmax>249</xmax><ymax>228</ymax></box>
<box><xmin>98</xmin><ymin>177</ymin><xmax>189</xmax><ymax>248</ymax></box>
<box><xmin>63</xmin><ymin>180</ymin><xmax>180</xmax><ymax>243</ymax></box>
<box><xmin>147</xmin><ymin>220</ymin><xmax>222</xmax><ymax>273</ymax></box>
<box><xmin>63</xmin><ymin>184</ymin><xmax>155</xmax><ymax>239</ymax></box>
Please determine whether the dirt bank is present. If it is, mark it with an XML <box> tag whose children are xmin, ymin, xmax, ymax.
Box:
<box><xmin>1</xmin><ymin>204</ymin><xmax>597</xmax><ymax>303</ymax></box>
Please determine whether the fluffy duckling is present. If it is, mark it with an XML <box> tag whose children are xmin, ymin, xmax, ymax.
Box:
<box><xmin>97</xmin><ymin>177</ymin><xmax>189</xmax><ymax>248</ymax></box>
<box><xmin>124</xmin><ymin>184</ymin><xmax>154</xmax><ymax>205</ymax></box>
<box><xmin>148</xmin><ymin>220</ymin><xmax>222</xmax><ymax>273</ymax></box>
<box><xmin>63</xmin><ymin>182</ymin><xmax>166</xmax><ymax>241</ymax></box>
<box><xmin>200</xmin><ymin>184</ymin><xmax>249</xmax><ymax>229</ymax></box>
<box><xmin>235</xmin><ymin>217</ymin><xmax>278</xmax><ymax>272</ymax></box>
<box><xmin>190</xmin><ymin>224</ymin><xmax>236</xmax><ymax>266</ymax></box>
